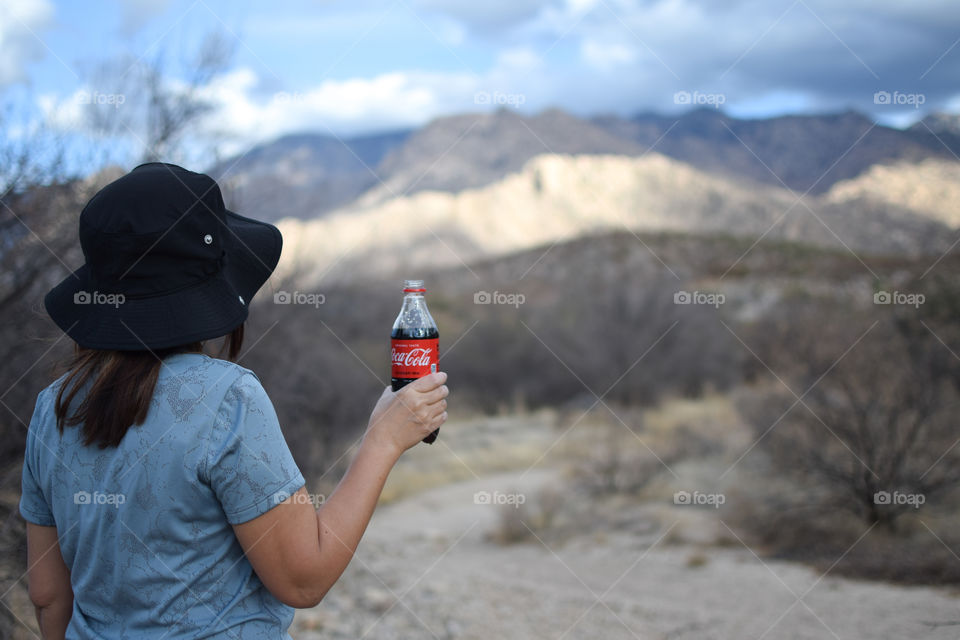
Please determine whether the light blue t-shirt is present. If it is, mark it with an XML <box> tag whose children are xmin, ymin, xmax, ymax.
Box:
<box><xmin>20</xmin><ymin>353</ymin><xmax>306</xmax><ymax>639</ymax></box>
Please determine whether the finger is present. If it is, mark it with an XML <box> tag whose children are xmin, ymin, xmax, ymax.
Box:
<box><xmin>408</xmin><ymin>371</ymin><xmax>447</xmax><ymax>392</ymax></box>
<box><xmin>425</xmin><ymin>401</ymin><xmax>447</xmax><ymax>421</ymax></box>
<box><xmin>420</xmin><ymin>397</ymin><xmax>447</xmax><ymax>420</ymax></box>
<box><xmin>424</xmin><ymin>399</ymin><xmax>447</xmax><ymax>415</ymax></box>
<box><xmin>417</xmin><ymin>410</ymin><xmax>446</xmax><ymax>434</ymax></box>
<box><xmin>431</xmin><ymin>398</ymin><xmax>447</xmax><ymax>412</ymax></box>
<box><xmin>423</xmin><ymin>385</ymin><xmax>449</xmax><ymax>405</ymax></box>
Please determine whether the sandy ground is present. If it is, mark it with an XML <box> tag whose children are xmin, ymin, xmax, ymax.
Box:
<box><xmin>292</xmin><ymin>467</ymin><xmax>960</xmax><ymax>640</ymax></box>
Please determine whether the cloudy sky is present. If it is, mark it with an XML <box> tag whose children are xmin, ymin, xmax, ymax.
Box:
<box><xmin>2</xmin><ymin>0</ymin><xmax>959</xmax><ymax>160</ymax></box>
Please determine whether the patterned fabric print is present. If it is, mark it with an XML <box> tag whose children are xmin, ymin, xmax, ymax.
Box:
<box><xmin>20</xmin><ymin>353</ymin><xmax>305</xmax><ymax>639</ymax></box>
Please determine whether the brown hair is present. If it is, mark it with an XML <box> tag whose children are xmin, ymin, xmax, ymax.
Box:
<box><xmin>54</xmin><ymin>325</ymin><xmax>244</xmax><ymax>448</ymax></box>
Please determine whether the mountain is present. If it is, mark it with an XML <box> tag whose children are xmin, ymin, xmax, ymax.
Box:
<box><xmin>208</xmin><ymin>108</ymin><xmax>641</xmax><ymax>221</ymax></box>
<box><xmin>825</xmin><ymin>158</ymin><xmax>960</xmax><ymax>227</ymax></box>
<box><xmin>358</xmin><ymin>108</ymin><xmax>643</xmax><ymax>204</ymax></box>
<box><xmin>592</xmin><ymin>109</ymin><xmax>959</xmax><ymax>194</ymax></box>
<box><xmin>910</xmin><ymin>112</ymin><xmax>960</xmax><ymax>137</ymax></box>
<box><xmin>208</xmin><ymin>129</ymin><xmax>410</xmax><ymax>222</ymax></box>
<box><xmin>212</xmin><ymin>108</ymin><xmax>960</xmax><ymax>222</ymax></box>
<box><xmin>273</xmin><ymin>152</ymin><xmax>954</xmax><ymax>288</ymax></box>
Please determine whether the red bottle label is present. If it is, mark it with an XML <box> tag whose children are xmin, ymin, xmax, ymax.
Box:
<box><xmin>391</xmin><ymin>338</ymin><xmax>439</xmax><ymax>379</ymax></box>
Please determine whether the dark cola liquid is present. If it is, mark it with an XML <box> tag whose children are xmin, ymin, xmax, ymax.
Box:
<box><xmin>391</xmin><ymin>325</ymin><xmax>440</xmax><ymax>443</ymax></box>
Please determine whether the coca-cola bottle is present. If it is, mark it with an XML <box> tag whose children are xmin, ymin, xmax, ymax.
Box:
<box><xmin>391</xmin><ymin>279</ymin><xmax>441</xmax><ymax>444</ymax></box>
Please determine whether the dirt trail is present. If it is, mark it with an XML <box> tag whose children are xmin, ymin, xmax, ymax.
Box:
<box><xmin>293</xmin><ymin>468</ymin><xmax>960</xmax><ymax>640</ymax></box>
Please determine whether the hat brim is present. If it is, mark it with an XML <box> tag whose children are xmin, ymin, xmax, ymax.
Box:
<box><xmin>44</xmin><ymin>210</ymin><xmax>282</xmax><ymax>351</ymax></box>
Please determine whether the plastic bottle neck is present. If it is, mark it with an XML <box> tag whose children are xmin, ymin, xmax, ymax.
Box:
<box><xmin>401</xmin><ymin>294</ymin><xmax>425</xmax><ymax>315</ymax></box>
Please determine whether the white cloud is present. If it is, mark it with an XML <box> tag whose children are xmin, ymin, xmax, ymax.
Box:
<box><xmin>944</xmin><ymin>93</ymin><xmax>960</xmax><ymax>113</ymax></box>
<box><xmin>37</xmin><ymin>90</ymin><xmax>85</xmax><ymax>131</ymax></box>
<box><xmin>566</xmin><ymin>0</ymin><xmax>598</xmax><ymax>11</ymax></box>
<box><xmin>0</xmin><ymin>0</ymin><xmax>54</xmax><ymax>86</ymax></box>
<box><xmin>580</xmin><ymin>40</ymin><xmax>637</xmax><ymax>70</ymax></box>
<box><xmin>496</xmin><ymin>47</ymin><xmax>543</xmax><ymax>70</ymax></box>
<box><xmin>195</xmin><ymin>67</ymin><xmax>480</xmax><ymax>154</ymax></box>
<box><xmin>34</xmin><ymin>65</ymin><xmax>487</xmax><ymax>159</ymax></box>
<box><xmin>36</xmin><ymin>65</ymin><xmax>479</xmax><ymax>155</ymax></box>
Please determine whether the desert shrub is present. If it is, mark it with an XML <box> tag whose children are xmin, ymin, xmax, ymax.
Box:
<box><xmin>740</xmin><ymin>298</ymin><xmax>960</xmax><ymax>530</ymax></box>
<box><xmin>571</xmin><ymin>411</ymin><xmax>719</xmax><ymax>497</ymax></box>
<box><xmin>487</xmin><ymin>485</ymin><xmax>573</xmax><ymax>546</ymax></box>
<box><xmin>727</xmin><ymin>485</ymin><xmax>960</xmax><ymax>584</ymax></box>
<box><xmin>730</xmin><ymin>277</ymin><xmax>960</xmax><ymax>584</ymax></box>
<box><xmin>488</xmin><ymin>498</ymin><xmax>537</xmax><ymax>545</ymax></box>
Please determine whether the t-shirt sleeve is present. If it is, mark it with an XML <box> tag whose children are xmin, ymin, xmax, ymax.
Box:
<box><xmin>20</xmin><ymin>391</ymin><xmax>56</xmax><ymax>527</ymax></box>
<box><xmin>203</xmin><ymin>371</ymin><xmax>305</xmax><ymax>525</ymax></box>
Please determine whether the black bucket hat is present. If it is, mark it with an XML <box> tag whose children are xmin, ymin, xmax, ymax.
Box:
<box><xmin>44</xmin><ymin>162</ymin><xmax>282</xmax><ymax>351</ymax></box>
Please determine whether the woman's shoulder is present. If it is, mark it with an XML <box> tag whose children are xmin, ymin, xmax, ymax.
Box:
<box><xmin>36</xmin><ymin>372</ymin><xmax>70</xmax><ymax>410</ymax></box>
<box><xmin>35</xmin><ymin>353</ymin><xmax>267</xmax><ymax>418</ymax></box>
<box><xmin>160</xmin><ymin>352</ymin><xmax>265</xmax><ymax>398</ymax></box>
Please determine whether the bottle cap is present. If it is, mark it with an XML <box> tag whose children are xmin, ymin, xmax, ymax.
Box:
<box><xmin>403</xmin><ymin>279</ymin><xmax>425</xmax><ymax>293</ymax></box>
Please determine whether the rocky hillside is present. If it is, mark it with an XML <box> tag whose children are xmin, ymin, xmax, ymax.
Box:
<box><xmin>593</xmin><ymin>109</ymin><xmax>959</xmax><ymax>194</ymax></box>
<box><xmin>362</xmin><ymin>108</ymin><xmax>642</xmax><ymax>202</ymax></box>
<box><xmin>825</xmin><ymin>159</ymin><xmax>960</xmax><ymax>227</ymax></box>
<box><xmin>274</xmin><ymin>152</ymin><xmax>954</xmax><ymax>287</ymax></box>
<box><xmin>909</xmin><ymin>112</ymin><xmax>960</xmax><ymax>137</ymax></box>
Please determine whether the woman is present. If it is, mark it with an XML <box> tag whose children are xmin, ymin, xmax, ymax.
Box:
<box><xmin>19</xmin><ymin>163</ymin><xmax>449</xmax><ymax>639</ymax></box>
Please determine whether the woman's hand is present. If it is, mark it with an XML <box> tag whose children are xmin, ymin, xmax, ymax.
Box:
<box><xmin>365</xmin><ymin>372</ymin><xmax>448</xmax><ymax>458</ymax></box>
